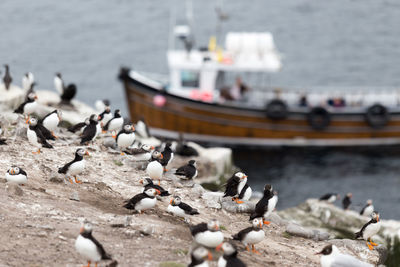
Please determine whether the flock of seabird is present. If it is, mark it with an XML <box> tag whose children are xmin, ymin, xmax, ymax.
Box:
<box><xmin>1</xmin><ymin>66</ymin><xmax>384</xmax><ymax>266</ymax></box>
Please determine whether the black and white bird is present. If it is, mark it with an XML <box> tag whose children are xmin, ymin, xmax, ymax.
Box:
<box><xmin>167</xmin><ymin>196</ymin><xmax>199</xmax><ymax>221</ymax></box>
<box><xmin>54</xmin><ymin>73</ymin><xmax>77</xmax><ymax>104</ymax></box>
<box><xmin>360</xmin><ymin>199</ymin><xmax>374</xmax><ymax>217</ymax></box>
<box><xmin>319</xmin><ymin>193</ymin><xmax>340</xmax><ymax>203</ymax></box>
<box><xmin>188</xmin><ymin>246</ymin><xmax>212</xmax><ymax>267</ymax></box>
<box><xmin>342</xmin><ymin>192</ymin><xmax>352</xmax><ymax>210</ymax></box>
<box><xmin>98</xmin><ymin>106</ymin><xmax>112</xmax><ymax>127</ymax></box>
<box><xmin>174</xmin><ymin>160</ymin><xmax>198</xmax><ymax>180</ymax></box>
<box><xmin>103</xmin><ymin>109</ymin><xmax>123</xmax><ymax>133</ymax></box>
<box><xmin>40</xmin><ymin>109</ymin><xmax>62</xmax><ymax>135</ymax></box>
<box><xmin>68</xmin><ymin>117</ymin><xmax>90</xmax><ymax>134</ymax></box>
<box><xmin>135</xmin><ymin>118</ymin><xmax>151</xmax><ymax>138</ymax></box>
<box><xmin>75</xmin><ymin>222</ymin><xmax>112</xmax><ymax>267</ymax></box>
<box><xmin>27</xmin><ymin>117</ymin><xmax>53</xmax><ymax>153</ymax></box>
<box><xmin>249</xmin><ymin>184</ymin><xmax>277</xmax><ymax>225</ymax></box>
<box><xmin>123</xmin><ymin>187</ymin><xmax>160</xmax><ymax>213</ymax></box>
<box><xmin>114</xmin><ymin>124</ymin><xmax>135</xmax><ymax>154</ymax></box>
<box><xmin>2</xmin><ymin>64</ymin><xmax>12</xmax><ymax>90</ymax></box>
<box><xmin>80</xmin><ymin>114</ymin><xmax>99</xmax><ymax>145</ymax></box>
<box><xmin>14</xmin><ymin>92</ymin><xmax>38</xmax><ymax>117</ymax></box>
<box><xmin>146</xmin><ymin>151</ymin><xmax>164</xmax><ymax>183</ymax></box>
<box><xmin>190</xmin><ymin>219</ymin><xmax>224</xmax><ymax>248</ymax></box>
<box><xmin>24</xmin><ymin>82</ymin><xmax>37</xmax><ymax>101</ymax></box>
<box><xmin>58</xmin><ymin>148</ymin><xmax>89</xmax><ymax>184</ymax></box>
<box><xmin>232</xmin><ymin>218</ymin><xmax>265</xmax><ymax>254</ymax></box>
<box><xmin>316</xmin><ymin>244</ymin><xmax>373</xmax><ymax>267</ymax></box>
<box><xmin>22</xmin><ymin>72</ymin><xmax>34</xmax><ymax>91</ymax></box>
<box><xmin>159</xmin><ymin>142</ymin><xmax>174</xmax><ymax>171</ymax></box>
<box><xmin>0</xmin><ymin>125</ymin><xmax>6</xmax><ymax>145</ymax></box>
<box><xmin>139</xmin><ymin>178</ymin><xmax>170</xmax><ymax>196</ymax></box>
<box><xmin>175</xmin><ymin>133</ymin><xmax>199</xmax><ymax>157</ymax></box>
<box><xmin>216</xmin><ymin>242</ymin><xmax>246</xmax><ymax>267</ymax></box>
<box><xmin>5</xmin><ymin>166</ymin><xmax>28</xmax><ymax>185</ymax></box>
<box><xmin>125</xmin><ymin>144</ymin><xmax>154</xmax><ymax>161</ymax></box>
<box><xmin>355</xmin><ymin>211</ymin><xmax>381</xmax><ymax>250</ymax></box>
<box><xmin>223</xmin><ymin>172</ymin><xmax>252</xmax><ymax>204</ymax></box>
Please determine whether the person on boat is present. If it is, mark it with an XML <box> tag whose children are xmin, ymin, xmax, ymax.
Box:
<box><xmin>220</xmin><ymin>76</ymin><xmax>249</xmax><ymax>101</ymax></box>
<box><xmin>299</xmin><ymin>94</ymin><xmax>308</xmax><ymax>107</ymax></box>
<box><xmin>327</xmin><ymin>97</ymin><xmax>346</xmax><ymax>107</ymax></box>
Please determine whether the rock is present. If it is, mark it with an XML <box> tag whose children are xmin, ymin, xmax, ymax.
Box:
<box><xmin>103</xmin><ymin>137</ymin><xmax>117</xmax><ymax>149</ymax></box>
<box><xmin>139</xmin><ymin>225</ymin><xmax>154</xmax><ymax>236</ymax></box>
<box><xmin>286</xmin><ymin>223</ymin><xmax>329</xmax><ymax>241</ymax></box>
<box><xmin>69</xmin><ymin>191</ymin><xmax>80</xmax><ymax>201</ymax></box>
<box><xmin>202</xmin><ymin>192</ymin><xmax>222</xmax><ymax>209</ymax></box>
<box><xmin>268</xmin><ymin>213</ymin><xmax>289</xmax><ymax>227</ymax></box>
<box><xmin>191</xmin><ymin>184</ymin><xmax>206</xmax><ymax>198</ymax></box>
<box><xmin>15</xmin><ymin>126</ymin><xmax>27</xmax><ymax>138</ymax></box>
<box><xmin>5</xmin><ymin>183</ymin><xmax>23</xmax><ymax>196</ymax></box>
<box><xmin>221</xmin><ymin>197</ymin><xmax>255</xmax><ymax>213</ymax></box>
<box><xmin>110</xmin><ymin>216</ymin><xmax>132</xmax><ymax>228</ymax></box>
<box><xmin>49</xmin><ymin>174</ymin><xmax>64</xmax><ymax>183</ymax></box>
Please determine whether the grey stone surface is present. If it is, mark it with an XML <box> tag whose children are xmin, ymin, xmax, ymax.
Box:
<box><xmin>286</xmin><ymin>222</ymin><xmax>329</xmax><ymax>241</ymax></box>
<box><xmin>221</xmin><ymin>197</ymin><xmax>255</xmax><ymax>213</ymax></box>
<box><xmin>6</xmin><ymin>183</ymin><xmax>23</xmax><ymax>196</ymax></box>
<box><xmin>69</xmin><ymin>191</ymin><xmax>80</xmax><ymax>201</ymax></box>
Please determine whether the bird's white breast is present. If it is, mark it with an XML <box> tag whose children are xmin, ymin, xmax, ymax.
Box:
<box><xmin>264</xmin><ymin>196</ymin><xmax>278</xmax><ymax>218</ymax></box>
<box><xmin>95</xmin><ymin>124</ymin><xmax>101</xmax><ymax>139</ymax></box>
<box><xmin>24</xmin><ymin>102</ymin><xmax>37</xmax><ymax>115</ymax></box>
<box><xmin>43</xmin><ymin>113</ymin><xmax>59</xmax><ymax>132</ymax></box>
<box><xmin>320</xmin><ymin>254</ymin><xmax>335</xmax><ymax>267</ymax></box>
<box><xmin>363</xmin><ymin>222</ymin><xmax>381</xmax><ymax>240</ymax></box>
<box><xmin>135</xmin><ymin>197</ymin><xmax>157</xmax><ymax>211</ymax></box>
<box><xmin>242</xmin><ymin>187</ymin><xmax>252</xmax><ymax>201</ymax></box>
<box><xmin>68</xmin><ymin>160</ymin><xmax>85</xmax><ymax>176</ymax></box>
<box><xmin>328</xmin><ymin>195</ymin><xmax>336</xmax><ymax>203</ymax></box>
<box><xmin>75</xmin><ymin>235</ymin><xmax>101</xmax><ymax>262</ymax></box>
<box><xmin>131</xmin><ymin>152</ymin><xmax>151</xmax><ymax>161</ymax></box>
<box><xmin>54</xmin><ymin>77</ymin><xmax>63</xmax><ymax>94</ymax></box>
<box><xmin>27</xmin><ymin>128</ymin><xmax>39</xmax><ymax>147</ymax></box>
<box><xmin>5</xmin><ymin>173</ymin><xmax>27</xmax><ymax>184</ymax></box>
<box><xmin>146</xmin><ymin>161</ymin><xmax>163</xmax><ymax>180</ymax></box>
<box><xmin>117</xmin><ymin>133</ymin><xmax>135</xmax><ymax>149</ymax></box>
<box><xmin>193</xmin><ymin>261</ymin><xmax>209</xmax><ymax>267</ymax></box>
<box><xmin>108</xmin><ymin>118</ymin><xmax>124</xmax><ymax>132</ymax></box>
<box><xmin>195</xmin><ymin>231</ymin><xmax>224</xmax><ymax>248</ymax></box>
<box><xmin>167</xmin><ymin>205</ymin><xmax>186</xmax><ymax>218</ymax></box>
<box><xmin>217</xmin><ymin>256</ymin><xmax>227</xmax><ymax>267</ymax></box>
<box><xmin>242</xmin><ymin>230</ymin><xmax>265</xmax><ymax>245</ymax></box>
<box><xmin>363</xmin><ymin>205</ymin><xmax>374</xmax><ymax>217</ymax></box>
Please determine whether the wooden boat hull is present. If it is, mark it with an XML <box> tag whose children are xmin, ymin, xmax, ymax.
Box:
<box><xmin>119</xmin><ymin>68</ymin><xmax>400</xmax><ymax>146</ymax></box>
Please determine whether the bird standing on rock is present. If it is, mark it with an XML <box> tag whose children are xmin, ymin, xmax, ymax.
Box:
<box><xmin>249</xmin><ymin>184</ymin><xmax>277</xmax><ymax>225</ymax></box>
<box><xmin>167</xmin><ymin>196</ymin><xmax>199</xmax><ymax>221</ymax></box>
<box><xmin>174</xmin><ymin>159</ymin><xmax>197</xmax><ymax>180</ymax></box>
<box><xmin>103</xmin><ymin>109</ymin><xmax>123</xmax><ymax>133</ymax></box>
<box><xmin>316</xmin><ymin>244</ymin><xmax>373</xmax><ymax>267</ymax></box>
<box><xmin>5</xmin><ymin>166</ymin><xmax>28</xmax><ymax>185</ymax></box>
<box><xmin>54</xmin><ymin>73</ymin><xmax>77</xmax><ymax>105</ymax></box>
<box><xmin>159</xmin><ymin>142</ymin><xmax>174</xmax><ymax>171</ymax></box>
<box><xmin>14</xmin><ymin>92</ymin><xmax>38</xmax><ymax>118</ymax></box>
<box><xmin>80</xmin><ymin>115</ymin><xmax>99</xmax><ymax>145</ymax></box>
<box><xmin>123</xmin><ymin>187</ymin><xmax>160</xmax><ymax>213</ymax></box>
<box><xmin>139</xmin><ymin>178</ymin><xmax>170</xmax><ymax>196</ymax></box>
<box><xmin>2</xmin><ymin>64</ymin><xmax>12</xmax><ymax>90</ymax></box>
<box><xmin>355</xmin><ymin>211</ymin><xmax>381</xmax><ymax>250</ymax></box>
<box><xmin>98</xmin><ymin>106</ymin><xmax>112</xmax><ymax>127</ymax></box>
<box><xmin>342</xmin><ymin>192</ymin><xmax>352</xmax><ymax>210</ymax></box>
<box><xmin>224</xmin><ymin>172</ymin><xmax>252</xmax><ymax>204</ymax></box>
<box><xmin>188</xmin><ymin>246</ymin><xmax>212</xmax><ymax>267</ymax></box>
<box><xmin>190</xmin><ymin>219</ymin><xmax>224</xmax><ymax>248</ymax></box>
<box><xmin>360</xmin><ymin>199</ymin><xmax>374</xmax><ymax>217</ymax></box>
<box><xmin>75</xmin><ymin>222</ymin><xmax>113</xmax><ymax>267</ymax></box>
<box><xmin>40</xmin><ymin>109</ymin><xmax>62</xmax><ymax>137</ymax></box>
<box><xmin>27</xmin><ymin>117</ymin><xmax>53</xmax><ymax>153</ymax></box>
<box><xmin>146</xmin><ymin>151</ymin><xmax>164</xmax><ymax>184</ymax></box>
<box><xmin>68</xmin><ymin>117</ymin><xmax>90</xmax><ymax>134</ymax></box>
<box><xmin>319</xmin><ymin>193</ymin><xmax>339</xmax><ymax>203</ymax></box>
<box><xmin>216</xmin><ymin>242</ymin><xmax>246</xmax><ymax>267</ymax></box>
<box><xmin>124</xmin><ymin>144</ymin><xmax>154</xmax><ymax>161</ymax></box>
<box><xmin>58</xmin><ymin>148</ymin><xmax>89</xmax><ymax>184</ymax></box>
<box><xmin>114</xmin><ymin>124</ymin><xmax>135</xmax><ymax>155</ymax></box>
<box><xmin>232</xmin><ymin>218</ymin><xmax>265</xmax><ymax>254</ymax></box>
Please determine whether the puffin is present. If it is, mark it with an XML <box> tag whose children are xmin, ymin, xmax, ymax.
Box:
<box><xmin>188</xmin><ymin>246</ymin><xmax>212</xmax><ymax>267</ymax></box>
<box><xmin>103</xmin><ymin>109</ymin><xmax>123</xmax><ymax>133</ymax></box>
<box><xmin>355</xmin><ymin>211</ymin><xmax>381</xmax><ymax>250</ymax></box>
<box><xmin>342</xmin><ymin>192</ymin><xmax>352</xmax><ymax>210</ymax></box>
<box><xmin>159</xmin><ymin>142</ymin><xmax>174</xmax><ymax>171</ymax></box>
<box><xmin>14</xmin><ymin>92</ymin><xmax>38</xmax><ymax>117</ymax></box>
<box><xmin>68</xmin><ymin>118</ymin><xmax>89</xmax><ymax>134</ymax></box>
<box><xmin>139</xmin><ymin>178</ymin><xmax>170</xmax><ymax>196</ymax></box>
<box><xmin>98</xmin><ymin>106</ymin><xmax>112</xmax><ymax>127</ymax></box>
<box><xmin>360</xmin><ymin>199</ymin><xmax>374</xmax><ymax>217</ymax></box>
<box><xmin>146</xmin><ymin>151</ymin><xmax>164</xmax><ymax>184</ymax></box>
<box><xmin>54</xmin><ymin>73</ymin><xmax>77</xmax><ymax>104</ymax></box>
<box><xmin>174</xmin><ymin>160</ymin><xmax>197</xmax><ymax>180</ymax></box>
<box><xmin>114</xmin><ymin>124</ymin><xmax>135</xmax><ymax>155</ymax></box>
<box><xmin>123</xmin><ymin>187</ymin><xmax>160</xmax><ymax>213</ymax></box>
<box><xmin>124</xmin><ymin>144</ymin><xmax>154</xmax><ymax>161</ymax></box>
<box><xmin>75</xmin><ymin>222</ymin><xmax>112</xmax><ymax>267</ymax></box>
<box><xmin>167</xmin><ymin>196</ymin><xmax>199</xmax><ymax>221</ymax></box>
<box><xmin>223</xmin><ymin>172</ymin><xmax>252</xmax><ymax>204</ymax></box>
<box><xmin>80</xmin><ymin>114</ymin><xmax>99</xmax><ymax>145</ymax></box>
<box><xmin>232</xmin><ymin>218</ymin><xmax>265</xmax><ymax>254</ymax></box>
<box><xmin>40</xmin><ymin>109</ymin><xmax>62</xmax><ymax>136</ymax></box>
<box><xmin>316</xmin><ymin>244</ymin><xmax>373</xmax><ymax>267</ymax></box>
<box><xmin>22</xmin><ymin>72</ymin><xmax>34</xmax><ymax>91</ymax></box>
<box><xmin>249</xmin><ymin>184</ymin><xmax>276</xmax><ymax>225</ymax></box>
<box><xmin>135</xmin><ymin>118</ymin><xmax>151</xmax><ymax>138</ymax></box>
<box><xmin>2</xmin><ymin>64</ymin><xmax>12</xmax><ymax>90</ymax></box>
<box><xmin>5</xmin><ymin>166</ymin><xmax>28</xmax><ymax>185</ymax></box>
<box><xmin>175</xmin><ymin>133</ymin><xmax>198</xmax><ymax>157</ymax></box>
<box><xmin>216</xmin><ymin>242</ymin><xmax>246</xmax><ymax>267</ymax></box>
<box><xmin>190</xmin><ymin>219</ymin><xmax>224</xmax><ymax>248</ymax></box>
<box><xmin>27</xmin><ymin>117</ymin><xmax>53</xmax><ymax>153</ymax></box>
<box><xmin>58</xmin><ymin>148</ymin><xmax>89</xmax><ymax>184</ymax></box>
<box><xmin>319</xmin><ymin>193</ymin><xmax>340</xmax><ymax>203</ymax></box>
<box><xmin>0</xmin><ymin>125</ymin><xmax>6</xmax><ymax>145</ymax></box>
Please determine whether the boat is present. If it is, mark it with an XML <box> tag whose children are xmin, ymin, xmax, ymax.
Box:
<box><xmin>119</xmin><ymin>6</ymin><xmax>400</xmax><ymax>147</ymax></box>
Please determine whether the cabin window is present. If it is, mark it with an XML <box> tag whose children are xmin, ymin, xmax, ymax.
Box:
<box><xmin>181</xmin><ymin>70</ymin><xmax>199</xmax><ymax>87</ymax></box>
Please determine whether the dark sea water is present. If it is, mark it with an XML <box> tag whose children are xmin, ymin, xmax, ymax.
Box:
<box><xmin>1</xmin><ymin>1</ymin><xmax>400</xmax><ymax>218</ymax></box>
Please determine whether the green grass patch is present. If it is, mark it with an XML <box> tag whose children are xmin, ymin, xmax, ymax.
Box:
<box><xmin>113</xmin><ymin>160</ymin><xmax>123</xmax><ymax>166</ymax></box>
<box><xmin>159</xmin><ymin>262</ymin><xmax>185</xmax><ymax>267</ymax></box>
<box><xmin>385</xmin><ymin>236</ymin><xmax>400</xmax><ymax>267</ymax></box>
<box><xmin>220</xmin><ymin>225</ymin><xmax>227</xmax><ymax>231</ymax></box>
<box><xmin>282</xmin><ymin>231</ymin><xmax>292</xmax><ymax>239</ymax></box>
<box><xmin>173</xmin><ymin>248</ymin><xmax>188</xmax><ymax>256</ymax></box>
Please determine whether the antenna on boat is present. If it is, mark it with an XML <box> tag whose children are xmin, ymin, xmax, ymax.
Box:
<box><xmin>214</xmin><ymin>0</ymin><xmax>229</xmax><ymax>48</ymax></box>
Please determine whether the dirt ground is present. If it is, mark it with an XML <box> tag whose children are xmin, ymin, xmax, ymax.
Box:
<box><xmin>0</xmin><ymin>128</ymin><xmax>324</xmax><ymax>267</ymax></box>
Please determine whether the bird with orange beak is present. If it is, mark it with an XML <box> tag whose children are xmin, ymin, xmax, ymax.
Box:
<box><xmin>5</xmin><ymin>166</ymin><xmax>28</xmax><ymax>185</ymax></box>
<box><xmin>123</xmin><ymin>187</ymin><xmax>160</xmax><ymax>213</ymax></box>
<box><xmin>355</xmin><ymin>211</ymin><xmax>381</xmax><ymax>250</ymax></box>
<box><xmin>14</xmin><ymin>92</ymin><xmax>38</xmax><ymax>120</ymax></box>
<box><xmin>190</xmin><ymin>219</ymin><xmax>224</xmax><ymax>248</ymax></box>
<box><xmin>167</xmin><ymin>196</ymin><xmax>199</xmax><ymax>222</ymax></box>
<box><xmin>125</xmin><ymin>144</ymin><xmax>154</xmax><ymax>161</ymax></box>
<box><xmin>146</xmin><ymin>151</ymin><xmax>164</xmax><ymax>184</ymax></box>
<box><xmin>114</xmin><ymin>124</ymin><xmax>136</xmax><ymax>155</ymax></box>
<box><xmin>232</xmin><ymin>218</ymin><xmax>265</xmax><ymax>254</ymax></box>
<box><xmin>188</xmin><ymin>246</ymin><xmax>213</xmax><ymax>267</ymax></box>
<box><xmin>139</xmin><ymin>178</ymin><xmax>170</xmax><ymax>196</ymax></box>
<box><xmin>223</xmin><ymin>172</ymin><xmax>252</xmax><ymax>204</ymax></box>
<box><xmin>58</xmin><ymin>148</ymin><xmax>90</xmax><ymax>184</ymax></box>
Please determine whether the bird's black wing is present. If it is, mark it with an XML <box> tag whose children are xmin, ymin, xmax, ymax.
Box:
<box><xmin>87</xmin><ymin>234</ymin><xmax>112</xmax><ymax>260</ymax></box>
<box><xmin>123</xmin><ymin>193</ymin><xmax>147</xmax><ymax>210</ymax></box>
<box><xmin>14</xmin><ymin>101</ymin><xmax>28</xmax><ymax>114</ymax></box>
<box><xmin>174</xmin><ymin>165</ymin><xmax>188</xmax><ymax>175</ymax></box>
<box><xmin>238</xmin><ymin>183</ymin><xmax>249</xmax><ymax>199</ymax></box>
<box><xmin>319</xmin><ymin>193</ymin><xmax>333</xmax><ymax>200</ymax></box>
<box><xmin>190</xmin><ymin>223</ymin><xmax>208</xmax><ymax>236</ymax></box>
<box><xmin>68</xmin><ymin>122</ymin><xmax>86</xmax><ymax>133</ymax></box>
<box><xmin>224</xmin><ymin>176</ymin><xmax>240</xmax><ymax>197</ymax></box>
<box><xmin>38</xmin><ymin>124</ymin><xmax>55</xmax><ymax>140</ymax></box>
<box><xmin>58</xmin><ymin>159</ymin><xmax>75</xmax><ymax>174</ymax></box>
<box><xmin>179</xmin><ymin>202</ymin><xmax>199</xmax><ymax>215</ymax></box>
<box><xmin>80</xmin><ymin>124</ymin><xmax>96</xmax><ymax>144</ymax></box>
<box><xmin>355</xmin><ymin>220</ymin><xmax>373</xmax><ymax>239</ymax></box>
<box><xmin>232</xmin><ymin>227</ymin><xmax>253</xmax><ymax>241</ymax></box>
<box><xmin>342</xmin><ymin>197</ymin><xmax>351</xmax><ymax>209</ymax></box>
<box><xmin>250</xmin><ymin>197</ymin><xmax>269</xmax><ymax>220</ymax></box>
<box><xmin>145</xmin><ymin>184</ymin><xmax>170</xmax><ymax>196</ymax></box>
<box><xmin>124</xmin><ymin>147</ymin><xmax>145</xmax><ymax>155</ymax></box>
<box><xmin>61</xmin><ymin>84</ymin><xmax>77</xmax><ymax>102</ymax></box>
<box><xmin>360</xmin><ymin>204</ymin><xmax>368</xmax><ymax>215</ymax></box>
<box><xmin>98</xmin><ymin>110</ymin><xmax>107</xmax><ymax>120</ymax></box>
<box><xmin>18</xmin><ymin>168</ymin><xmax>27</xmax><ymax>176</ymax></box>
<box><xmin>226</xmin><ymin>256</ymin><xmax>247</xmax><ymax>267</ymax></box>
<box><xmin>103</xmin><ymin>118</ymin><xmax>114</xmax><ymax>131</ymax></box>
<box><xmin>0</xmin><ymin>139</ymin><xmax>6</xmax><ymax>145</ymax></box>
<box><xmin>35</xmin><ymin>128</ymin><xmax>53</xmax><ymax>148</ymax></box>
